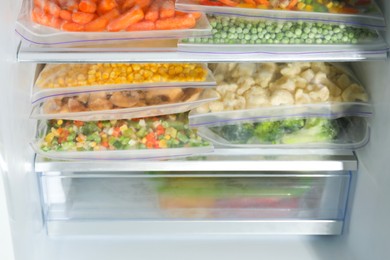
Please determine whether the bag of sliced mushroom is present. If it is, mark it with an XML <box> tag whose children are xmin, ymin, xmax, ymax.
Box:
<box><xmin>30</xmin><ymin>88</ymin><xmax>218</xmax><ymax>121</ymax></box>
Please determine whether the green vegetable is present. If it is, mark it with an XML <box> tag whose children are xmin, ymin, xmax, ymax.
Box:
<box><xmin>183</xmin><ymin>15</ymin><xmax>378</xmax><ymax>45</ymax></box>
<box><xmin>215</xmin><ymin>123</ymin><xmax>255</xmax><ymax>144</ymax></box>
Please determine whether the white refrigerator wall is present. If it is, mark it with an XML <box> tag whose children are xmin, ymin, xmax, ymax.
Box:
<box><xmin>0</xmin><ymin>1</ymin><xmax>389</xmax><ymax>260</ymax></box>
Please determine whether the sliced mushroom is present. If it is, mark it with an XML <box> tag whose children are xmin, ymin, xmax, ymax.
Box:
<box><xmin>109</xmin><ymin>91</ymin><xmax>139</xmax><ymax>108</ymax></box>
<box><xmin>181</xmin><ymin>88</ymin><xmax>202</xmax><ymax>102</ymax></box>
<box><xmin>42</xmin><ymin>98</ymin><xmax>62</xmax><ymax>114</ymax></box>
<box><xmin>68</xmin><ymin>98</ymin><xmax>86</xmax><ymax>112</ymax></box>
<box><xmin>145</xmin><ymin>88</ymin><xmax>184</xmax><ymax>105</ymax></box>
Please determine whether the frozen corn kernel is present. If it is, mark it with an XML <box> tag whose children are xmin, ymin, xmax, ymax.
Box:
<box><xmin>36</xmin><ymin>63</ymin><xmax>207</xmax><ymax>89</ymax></box>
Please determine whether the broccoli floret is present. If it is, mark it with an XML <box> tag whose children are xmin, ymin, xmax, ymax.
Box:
<box><xmin>213</xmin><ymin>123</ymin><xmax>255</xmax><ymax>143</ymax></box>
<box><xmin>254</xmin><ymin>121</ymin><xmax>283</xmax><ymax>144</ymax></box>
<box><xmin>281</xmin><ymin>118</ymin><xmax>339</xmax><ymax>144</ymax></box>
<box><xmin>280</xmin><ymin>119</ymin><xmax>305</xmax><ymax>133</ymax></box>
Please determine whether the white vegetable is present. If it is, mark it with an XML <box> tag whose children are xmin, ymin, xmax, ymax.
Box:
<box><xmin>209</xmin><ymin>101</ymin><xmax>225</xmax><ymax>112</ymax></box>
<box><xmin>336</xmin><ymin>74</ymin><xmax>351</xmax><ymax>90</ymax></box>
<box><xmin>313</xmin><ymin>72</ymin><xmax>342</xmax><ymax>96</ymax></box>
<box><xmin>269</xmin><ymin>76</ymin><xmax>296</xmax><ymax>93</ymax></box>
<box><xmin>245</xmin><ymin>87</ymin><xmax>270</xmax><ymax>108</ymax></box>
<box><xmin>237</xmin><ymin>76</ymin><xmax>256</xmax><ymax>95</ymax></box>
<box><xmin>300</xmin><ymin>69</ymin><xmax>315</xmax><ymax>82</ymax></box>
<box><xmin>216</xmin><ymin>83</ymin><xmax>238</xmax><ymax>97</ymax></box>
<box><xmin>311</xmin><ymin>62</ymin><xmax>330</xmax><ymax>74</ymax></box>
<box><xmin>295</xmin><ymin>89</ymin><xmax>312</xmax><ymax>104</ymax></box>
<box><xmin>195</xmin><ymin>103</ymin><xmax>211</xmax><ymax>114</ymax></box>
<box><xmin>254</xmin><ymin>63</ymin><xmax>278</xmax><ymax>88</ymax></box>
<box><xmin>270</xmin><ymin>89</ymin><xmax>294</xmax><ymax>106</ymax></box>
<box><xmin>232</xmin><ymin>63</ymin><xmax>257</xmax><ymax>78</ymax></box>
<box><xmin>280</xmin><ymin>62</ymin><xmax>310</xmax><ymax>77</ymax></box>
<box><xmin>342</xmin><ymin>83</ymin><xmax>369</xmax><ymax>102</ymax></box>
<box><xmin>309</xmin><ymin>86</ymin><xmax>330</xmax><ymax>102</ymax></box>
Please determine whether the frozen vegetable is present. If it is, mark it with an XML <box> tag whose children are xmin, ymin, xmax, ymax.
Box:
<box><xmin>196</xmin><ymin>62</ymin><xmax>368</xmax><ymax>114</ymax></box>
<box><xmin>183</xmin><ymin>15</ymin><xmax>378</xmax><ymax>44</ymax></box>
<box><xmin>31</xmin><ymin>0</ymin><xmax>202</xmax><ymax>32</ymax></box>
<box><xmin>35</xmin><ymin>63</ymin><xmax>208</xmax><ymax>89</ymax></box>
<box><xmin>196</xmin><ymin>0</ymin><xmax>375</xmax><ymax>14</ymax></box>
<box><xmin>40</xmin><ymin>113</ymin><xmax>209</xmax><ymax>152</ymax></box>
<box><xmin>42</xmin><ymin>88</ymin><xmax>204</xmax><ymax>114</ymax></box>
<box><xmin>210</xmin><ymin>117</ymin><xmax>349</xmax><ymax>144</ymax></box>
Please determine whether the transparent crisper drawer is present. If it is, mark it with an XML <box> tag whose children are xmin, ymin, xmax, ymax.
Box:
<box><xmin>39</xmin><ymin>171</ymin><xmax>351</xmax><ymax>236</ymax></box>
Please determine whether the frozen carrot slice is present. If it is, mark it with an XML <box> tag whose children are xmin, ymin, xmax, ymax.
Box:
<box><xmin>72</xmin><ymin>11</ymin><xmax>96</xmax><ymax>24</ymax></box>
<box><xmin>84</xmin><ymin>8</ymin><xmax>120</xmax><ymax>31</ymax></box>
<box><xmin>175</xmin><ymin>11</ymin><xmax>202</xmax><ymax>19</ymax></box>
<box><xmin>106</xmin><ymin>5</ymin><xmax>144</xmax><ymax>32</ymax></box>
<box><xmin>34</xmin><ymin>0</ymin><xmax>61</xmax><ymax>17</ymax></box>
<box><xmin>79</xmin><ymin>0</ymin><xmax>97</xmax><ymax>13</ymax></box>
<box><xmin>121</xmin><ymin>0</ymin><xmax>136</xmax><ymax>11</ymax></box>
<box><xmin>57</xmin><ymin>0</ymin><xmax>80</xmax><ymax>11</ymax></box>
<box><xmin>217</xmin><ymin>0</ymin><xmax>239</xmax><ymax>6</ymax></box>
<box><xmin>32</xmin><ymin>7</ymin><xmax>63</xmax><ymax>28</ymax></box>
<box><xmin>155</xmin><ymin>13</ymin><xmax>196</xmax><ymax>30</ymax></box>
<box><xmin>159</xmin><ymin>0</ymin><xmax>174</xmax><ymax>19</ymax></box>
<box><xmin>59</xmin><ymin>9</ymin><xmax>72</xmax><ymax>21</ymax></box>
<box><xmin>97</xmin><ymin>0</ymin><xmax>118</xmax><ymax>14</ymax></box>
<box><xmin>135</xmin><ymin>0</ymin><xmax>151</xmax><ymax>9</ymax></box>
<box><xmin>145</xmin><ymin>0</ymin><xmax>160</xmax><ymax>22</ymax></box>
<box><xmin>61</xmin><ymin>21</ymin><xmax>85</xmax><ymax>31</ymax></box>
<box><xmin>126</xmin><ymin>20</ymin><xmax>155</xmax><ymax>31</ymax></box>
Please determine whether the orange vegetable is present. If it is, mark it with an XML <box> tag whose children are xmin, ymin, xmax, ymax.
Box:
<box><xmin>72</xmin><ymin>11</ymin><xmax>96</xmax><ymax>24</ymax></box>
<box><xmin>217</xmin><ymin>0</ymin><xmax>239</xmax><ymax>6</ymax></box>
<box><xmin>97</xmin><ymin>0</ymin><xmax>118</xmax><ymax>15</ymax></box>
<box><xmin>243</xmin><ymin>0</ymin><xmax>256</xmax><ymax>5</ymax></box>
<box><xmin>32</xmin><ymin>7</ymin><xmax>62</xmax><ymax>28</ymax></box>
<box><xmin>254</xmin><ymin>0</ymin><xmax>269</xmax><ymax>5</ymax></box>
<box><xmin>287</xmin><ymin>0</ymin><xmax>298</xmax><ymax>9</ymax></box>
<box><xmin>159</xmin><ymin>0</ymin><xmax>175</xmax><ymax>19</ymax></box>
<box><xmin>61</xmin><ymin>21</ymin><xmax>85</xmax><ymax>31</ymax></box>
<box><xmin>135</xmin><ymin>0</ymin><xmax>151</xmax><ymax>9</ymax></box>
<box><xmin>34</xmin><ymin>0</ymin><xmax>61</xmax><ymax>17</ymax></box>
<box><xmin>59</xmin><ymin>9</ymin><xmax>72</xmax><ymax>21</ymax></box>
<box><xmin>84</xmin><ymin>8</ymin><xmax>120</xmax><ymax>31</ymax></box>
<box><xmin>57</xmin><ymin>0</ymin><xmax>79</xmax><ymax>11</ymax></box>
<box><xmin>145</xmin><ymin>0</ymin><xmax>160</xmax><ymax>22</ymax></box>
<box><xmin>126</xmin><ymin>20</ymin><xmax>155</xmax><ymax>31</ymax></box>
<box><xmin>107</xmin><ymin>5</ymin><xmax>144</xmax><ymax>32</ymax></box>
<box><xmin>155</xmin><ymin>13</ymin><xmax>196</xmax><ymax>30</ymax></box>
<box><xmin>121</xmin><ymin>0</ymin><xmax>136</xmax><ymax>11</ymax></box>
<box><xmin>79</xmin><ymin>0</ymin><xmax>97</xmax><ymax>13</ymax></box>
<box><xmin>175</xmin><ymin>11</ymin><xmax>202</xmax><ymax>19</ymax></box>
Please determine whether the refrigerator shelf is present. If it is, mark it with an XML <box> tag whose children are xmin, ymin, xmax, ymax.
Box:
<box><xmin>47</xmin><ymin>220</ymin><xmax>343</xmax><ymax>236</ymax></box>
<box><xmin>34</xmin><ymin>149</ymin><xmax>357</xmax><ymax>173</ymax></box>
<box><xmin>17</xmin><ymin>40</ymin><xmax>388</xmax><ymax>63</ymax></box>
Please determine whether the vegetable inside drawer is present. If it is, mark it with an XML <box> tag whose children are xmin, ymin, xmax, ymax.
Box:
<box><xmin>39</xmin><ymin>171</ymin><xmax>351</xmax><ymax>223</ymax></box>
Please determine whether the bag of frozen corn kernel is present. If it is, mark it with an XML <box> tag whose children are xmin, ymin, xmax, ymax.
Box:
<box><xmin>189</xmin><ymin>62</ymin><xmax>372</xmax><ymax>127</ymax></box>
<box><xmin>32</xmin><ymin>63</ymin><xmax>216</xmax><ymax>104</ymax></box>
<box><xmin>30</xmin><ymin>87</ymin><xmax>219</xmax><ymax>121</ymax></box>
<box><xmin>32</xmin><ymin>113</ymin><xmax>213</xmax><ymax>160</ymax></box>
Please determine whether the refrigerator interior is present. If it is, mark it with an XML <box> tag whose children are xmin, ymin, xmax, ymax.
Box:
<box><xmin>0</xmin><ymin>0</ymin><xmax>389</xmax><ymax>260</ymax></box>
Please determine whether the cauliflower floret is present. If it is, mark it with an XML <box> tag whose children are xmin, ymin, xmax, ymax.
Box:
<box><xmin>341</xmin><ymin>84</ymin><xmax>369</xmax><ymax>102</ymax></box>
<box><xmin>295</xmin><ymin>89</ymin><xmax>312</xmax><ymax>104</ymax></box>
<box><xmin>336</xmin><ymin>74</ymin><xmax>351</xmax><ymax>90</ymax></box>
<box><xmin>295</xmin><ymin>77</ymin><xmax>308</xmax><ymax>89</ymax></box>
<box><xmin>195</xmin><ymin>103</ymin><xmax>210</xmax><ymax>114</ymax></box>
<box><xmin>254</xmin><ymin>63</ymin><xmax>278</xmax><ymax>88</ymax></box>
<box><xmin>202</xmin><ymin>88</ymin><xmax>221</xmax><ymax>99</ymax></box>
<box><xmin>237</xmin><ymin>76</ymin><xmax>256</xmax><ymax>95</ymax></box>
<box><xmin>270</xmin><ymin>89</ymin><xmax>294</xmax><ymax>106</ymax></box>
<box><xmin>223</xmin><ymin>92</ymin><xmax>237</xmax><ymax>111</ymax></box>
<box><xmin>244</xmin><ymin>87</ymin><xmax>270</xmax><ymax>108</ymax></box>
<box><xmin>234</xmin><ymin>96</ymin><xmax>247</xmax><ymax>110</ymax></box>
<box><xmin>232</xmin><ymin>63</ymin><xmax>257</xmax><ymax>78</ymax></box>
<box><xmin>311</xmin><ymin>62</ymin><xmax>331</xmax><ymax>74</ymax></box>
<box><xmin>209</xmin><ymin>101</ymin><xmax>225</xmax><ymax>112</ymax></box>
<box><xmin>312</xmin><ymin>72</ymin><xmax>341</xmax><ymax>97</ymax></box>
<box><xmin>214</xmin><ymin>74</ymin><xmax>225</xmax><ymax>85</ymax></box>
<box><xmin>300</xmin><ymin>69</ymin><xmax>315</xmax><ymax>82</ymax></box>
<box><xmin>269</xmin><ymin>76</ymin><xmax>296</xmax><ymax>93</ymax></box>
<box><xmin>216</xmin><ymin>83</ymin><xmax>238</xmax><ymax>97</ymax></box>
<box><xmin>280</xmin><ymin>62</ymin><xmax>310</xmax><ymax>77</ymax></box>
<box><xmin>309</xmin><ymin>86</ymin><xmax>330</xmax><ymax>103</ymax></box>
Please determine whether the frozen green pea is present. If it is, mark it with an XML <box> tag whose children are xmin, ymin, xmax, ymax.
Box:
<box><xmin>244</xmin><ymin>34</ymin><xmax>251</xmax><ymax>40</ymax></box>
<box><xmin>251</xmin><ymin>28</ymin><xmax>257</xmax><ymax>34</ymax></box>
<box><xmin>316</xmin><ymin>39</ymin><xmax>323</xmax><ymax>44</ymax></box>
<box><xmin>243</xmin><ymin>28</ymin><xmax>249</xmax><ymax>34</ymax></box>
<box><xmin>295</xmin><ymin>29</ymin><xmax>302</xmax><ymax>36</ymax></box>
<box><xmin>236</xmin><ymin>27</ymin><xmax>243</xmax><ymax>33</ymax></box>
